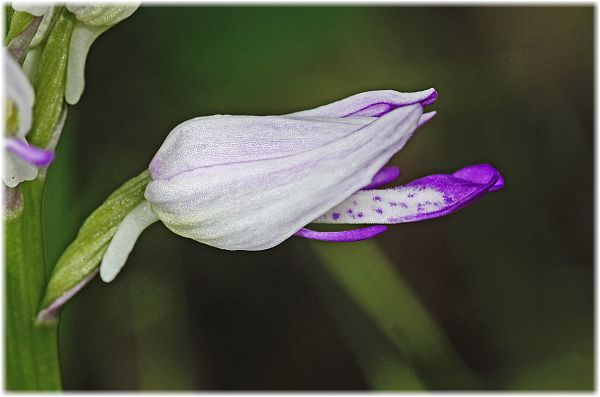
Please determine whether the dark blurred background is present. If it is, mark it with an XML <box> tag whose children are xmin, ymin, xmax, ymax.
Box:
<box><xmin>42</xmin><ymin>6</ymin><xmax>593</xmax><ymax>391</ymax></box>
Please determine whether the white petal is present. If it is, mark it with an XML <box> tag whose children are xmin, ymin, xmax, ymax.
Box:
<box><xmin>65</xmin><ymin>22</ymin><xmax>108</xmax><ymax>105</ymax></box>
<box><xmin>5</xmin><ymin>50</ymin><xmax>35</xmax><ymax>137</ymax></box>
<box><xmin>100</xmin><ymin>201</ymin><xmax>158</xmax><ymax>282</ymax></box>
<box><xmin>146</xmin><ymin>105</ymin><xmax>423</xmax><ymax>251</ymax></box>
<box><xmin>4</xmin><ymin>150</ymin><xmax>38</xmax><ymax>188</ymax></box>
<box><xmin>150</xmin><ymin>115</ymin><xmax>373</xmax><ymax>180</ymax></box>
<box><xmin>29</xmin><ymin>6</ymin><xmax>56</xmax><ymax>47</ymax></box>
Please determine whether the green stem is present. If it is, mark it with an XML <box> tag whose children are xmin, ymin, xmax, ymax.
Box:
<box><xmin>5</xmin><ymin>7</ymin><xmax>76</xmax><ymax>391</ymax></box>
<box><xmin>6</xmin><ymin>179</ymin><xmax>62</xmax><ymax>390</ymax></box>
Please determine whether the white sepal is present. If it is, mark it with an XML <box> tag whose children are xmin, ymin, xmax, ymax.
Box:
<box><xmin>100</xmin><ymin>201</ymin><xmax>158</xmax><ymax>282</ymax></box>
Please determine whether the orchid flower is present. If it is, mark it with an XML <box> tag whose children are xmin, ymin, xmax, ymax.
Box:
<box><xmin>99</xmin><ymin>89</ymin><xmax>504</xmax><ymax>282</ymax></box>
<box><xmin>4</xmin><ymin>51</ymin><xmax>54</xmax><ymax>187</ymax></box>
<box><xmin>13</xmin><ymin>3</ymin><xmax>140</xmax><ymax>104</ymax></box>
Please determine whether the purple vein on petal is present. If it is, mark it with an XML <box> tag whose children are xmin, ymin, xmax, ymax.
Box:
<box><xmin>294</xmin><ymin>225</ymin><xmax>388</xmax><ymax>242</ymax></box>
<box><xmin>6</xmin><ymin>137</ymin><xmax>54</xmax><ymax>167</ymax></box>
<box><xmin>343</xmin><ymin>89</ymin><xmax>438</xmax><ymax>118</ymax></box>
<box><xmin>363</xmin><ymin>166</ymin><xmax>401</xmax><ymax>190</ymax></box>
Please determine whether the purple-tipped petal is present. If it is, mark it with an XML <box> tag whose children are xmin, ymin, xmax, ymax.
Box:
<box><xmin>295</xmin><ymin>225</ymin><xmax>388</xmax><ymax>242</ymax></box>
<box><xmin>452</xmin><ymin>163</ymin><xmax>505</xmax><ymax>192</ymax></box>
<box><xmin>314</xmin><ymin>164</ymin><xmax>503</xmax><ymax>224</ymax></box>
<box><xmin>363</xmin><ymin>166</ymin><xmax>401</xmax><ymax>190</ymax></box>
<box><xmin>5</xmin><ymin>137</ymin><xmax>54</xmax><ymax>167</ymax></box>
<box><xmin>286</xmin><ymin>89</ymin><xmax>438</xmax><ymax>119</ymax></box>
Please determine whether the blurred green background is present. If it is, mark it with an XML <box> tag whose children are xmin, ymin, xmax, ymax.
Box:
<box><xmin>42</xmin><ymin>6</ymin><xmax>593</xmax><ymax>391</ymax></box>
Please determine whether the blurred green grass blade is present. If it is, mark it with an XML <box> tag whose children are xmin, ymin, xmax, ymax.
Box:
<box><xmin>509</xmin><ymin>349</ymin><xmax>593</xmax><ymax>390</ymax></box>
<box><xmin>310</xmin><ymin>265</ymin><xmax>425</xmax><ymax>390</ymax></box>
<box><xmin>338</xmin><ymin>318</ymin><xmax>426</xmax><ymax>390</ymax></box>
<box><xmin>129</xmin><ymin>250</ymin><xmax>200</xmax><ymax>390</ymax></box>
<box><xmin>310</xmin><ymin>240</ymin><xmax>480</xmax><ymax>390</ymax></box>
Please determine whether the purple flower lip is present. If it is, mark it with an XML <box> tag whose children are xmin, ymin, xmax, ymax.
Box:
<box><xmin>301</xmin><ymin>163</ymin><xmax>504</xmax><ymax>242</ymax></box>
<box><xmin>5</xmin><ymin>137</ymin><xmax>55</xmax><ymax>167</ymax></box>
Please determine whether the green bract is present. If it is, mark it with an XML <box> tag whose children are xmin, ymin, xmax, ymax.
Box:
<box><xmin>37</xmin><ymin>170</ymin><xmax>151</xmax><ymax>324</ymax></box>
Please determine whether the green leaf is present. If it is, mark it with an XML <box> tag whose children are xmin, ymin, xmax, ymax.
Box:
<box><xmin>310</xmin><ymin>240</ymin><xmax>481</xmax><ymax>390</ymax></box>
<box><xmin>28</xmin><ymin>7</ymin><xmax>74</xmax><ymax>149</ymax></box>
<box><xmin>38</xmin><ymin>170</ymin><xmax>151</xmax><ymax>324</ymax></box>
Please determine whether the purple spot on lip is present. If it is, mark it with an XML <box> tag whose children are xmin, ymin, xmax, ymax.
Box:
<box><xmin>357</xmin><ymin>212</ymin><xmax>364</xmax><ymax>218</ymax></box>
<box><xmin>400</xmin><ymin>203</ymin><xmax>408</xmax><ymax>208</ymax></box>
<box><xmin>373</xmin><ymin>196</ymin><xmax>382</xmax><ymax>202</ymax></box>
<box><xmin>347</xmin><ymin>209</ymin><xmax>353</xmax><ymax>214</ymax></box>
<box><xmin>407</xmin><ymin>193</ymin><xmax>416</xmax><ymax>198</ymax></box>
<box><xmin>389</xmin><ymin>201</ymin><xmax>398</xmax><ymax>207</ymax></box>
<box><xmin>332</xmin><ymin>213</ymin><xmax>341</xmax><ymax>220</ymax></box>
<box><xmin>374</xmin><ymin>208</ymin><xmax>384</xmax><ymax>214</ymax></box>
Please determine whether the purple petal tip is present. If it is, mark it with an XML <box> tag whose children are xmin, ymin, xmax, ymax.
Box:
<box><xmin>6</xmin><ymin>138</ymin><xmax>55</xmax><ymax>167</ymax></box>
<box><xmin>420</xmin><ymin>89</ymin><xmax>438</xmax><ymax>106</ymax></box>
<box><xmin>452</xmin><ymin>163</ymin><xmax>504</xmax><ymax>191</ymax></box>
